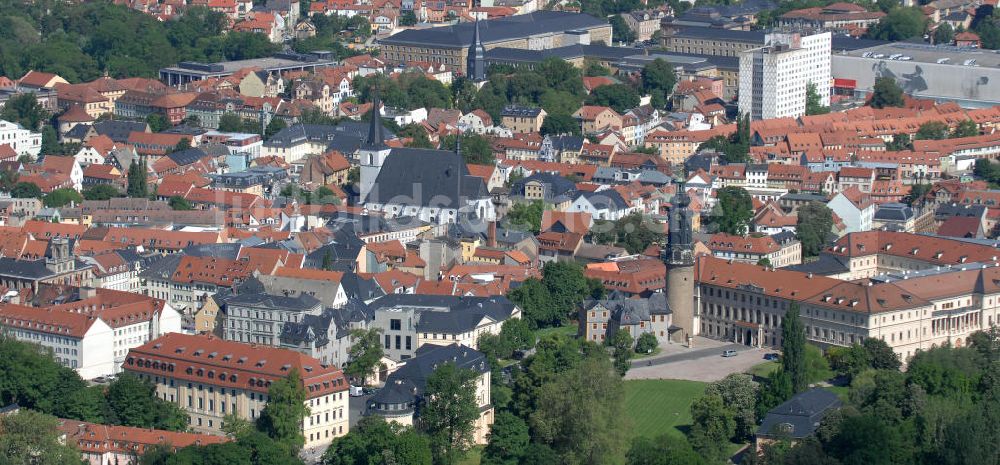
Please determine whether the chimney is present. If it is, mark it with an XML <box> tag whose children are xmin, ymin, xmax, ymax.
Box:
<box><xmin>487</xmin><ymin>221</ymin><xmax>497</xmax><ymax>248</ymax></box>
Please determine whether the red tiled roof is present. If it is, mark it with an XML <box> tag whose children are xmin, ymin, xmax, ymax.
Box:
<box><xmin>125</xmin><ymin>333</ymin><xmax>349</xmax><ymax>398</ymax></box>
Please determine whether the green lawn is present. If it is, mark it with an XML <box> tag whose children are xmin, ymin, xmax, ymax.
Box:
<box><xmin>624</xmin><ymin>379</ymin><xmax>707</xmax><ymax>441</ymax></box>
<box><xmin>747</xmin><ymin>361</ymin><xmax>780</xmax><ymax>379</ymax></box>
<box><xmin>534</xmin><ymin>322</ymin><xmax>578</xmax><ymax>341</ymax></box>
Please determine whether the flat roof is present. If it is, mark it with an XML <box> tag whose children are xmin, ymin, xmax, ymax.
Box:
<box><xmin>379</xmin><ymin>11</ymin><xmax>607</xmax><ymax>48</ymax></box>
<box><xmin>840</xmin><ymin>41</ymin><xmax>1000</xmax><ymax>68</ymax></box>
<box><xmin>161</xmin><ymin>55</ymin><xmax>336</xmax><ymax>77</ymax></box>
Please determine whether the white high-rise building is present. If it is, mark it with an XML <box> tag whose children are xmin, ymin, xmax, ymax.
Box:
<box><xmin>738</xmin><ymin>31</ymin><xmax>831</xmax><ymax>120</ymax></box>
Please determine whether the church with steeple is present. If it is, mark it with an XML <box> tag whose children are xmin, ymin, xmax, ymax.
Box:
<box><xmin>466</xmin><ymin>17</ymin><xmax>486</xmax><ymax>84</ymax></box>
<box><xmin>357</xmin><ymin>85</ymin><xmax>495</xmax><ymax>225</ymax></box>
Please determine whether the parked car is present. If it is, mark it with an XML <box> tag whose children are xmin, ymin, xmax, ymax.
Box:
<box><xmin>349</xmin><ymin>385</ymin><xmax>364</xmax><ymax>397</ymax></box>
<box><xmin>763</xmin><ymin>353</ymin><xmax>780</xmax><ymax>361</ymax></box>
<box><xmin>722</xmin><ymin>349</ymin><xmax>738</xmax><ymax>358</ymax></box>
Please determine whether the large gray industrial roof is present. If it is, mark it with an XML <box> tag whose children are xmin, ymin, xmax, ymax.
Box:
<box><xmin>379</xmin><ymin>11</ymin><xmax>607</xmax><ymax>48</ymax></box>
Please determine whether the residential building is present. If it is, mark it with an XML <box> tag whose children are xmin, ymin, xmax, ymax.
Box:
<box><xmin>756</xmin><ymin>389</ymin><xmax>841</xmax><ymax>453</ymax></box>
<box><xmin>739</xmin><ymin>31</ymin><xmax>832</xmax><ymax>120</ymax></box>
<box><xmin>367</xmin><ymin>294</ymin><xmax>521</xmax><ymax>362</ymax></box>
<box><xmin>58</xmin><ymin>420</ymin><xmax>229</xmax><ymax>465</ymax></box>
<box><xmin>705</xmin><ymin>232</ymin><xmax>801</xmax><ymax>268</ymax></box>
<box><xmin>827</xmin><ymin>187</ymin><xmax>875</xmax><ymax>233</ymax></box>
<box><xmin>579</xmin><ymin>292</ymin><xmax>673</xmax><ymax>345</ymax></box>
<box><xmin>0</xmin><ymin>286</ymin><xmax>180</xmax><ymax>379</ymax></box>
<box><xmin>124</xmin><ymin>333</ymin><xmax>350</xmax><ymax>448</ymax></box>
<box><xmin>501</xmin><ymin>105</ymin><xmax>546</xmax><ymax>134</ymax></box>
<box><xmin>371</xmin><ymin>344</ymin><xmax>493</xmax><ymax>443</ymax></box>
<box><xmin>0</xmin><ymin>119</ymin><xmax>42</xmax><ymax>158</ymax></box>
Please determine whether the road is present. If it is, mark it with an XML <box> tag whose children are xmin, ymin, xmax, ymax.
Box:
<box><xmin>630</xmin><ymin>342</ymin><xmax>750</xmax><ymax>367</ymax></box>
<box><xmin>626</xmin><ymin>339</ymin><xmax>770</xmax><ymax>382</ymax></box>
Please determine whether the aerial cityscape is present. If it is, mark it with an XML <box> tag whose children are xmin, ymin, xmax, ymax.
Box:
<box><xmin>1</xmin><ymin>0</ymin><xmax>1000</xmax><ymax>464</ymax></box>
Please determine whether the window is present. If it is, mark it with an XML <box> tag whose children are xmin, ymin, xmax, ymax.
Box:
<box><xmin>390</xmin><ymin>319</ymin><xmax>401</xmax><ymax>331</ymax></box>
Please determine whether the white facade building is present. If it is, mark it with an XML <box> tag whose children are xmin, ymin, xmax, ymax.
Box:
<box><xmin>738</xmin><ymin>31</ymin><xmax>831</xmax><ymax>120</ymax></box>
<box><xmin>0</xmin><ymin>119</ymin><xmax>42</xmax><ymax>158</ymax></box>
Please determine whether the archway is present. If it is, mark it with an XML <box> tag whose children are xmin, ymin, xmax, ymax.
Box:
<box><xmin>745</xmin><ymin>329</ymin><xmax>753</xmax><ymax>347</ymax></box>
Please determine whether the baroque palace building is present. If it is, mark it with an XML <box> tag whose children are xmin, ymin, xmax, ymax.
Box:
<box><xmin>697</xmin><ymin>231</ymin><xmax>1000</xmax><ymax>362</ymax></box>
<box><xmin>124</xmin><ymin>333</ymin><xmax>350</xmax><ymax>448</ymax></box>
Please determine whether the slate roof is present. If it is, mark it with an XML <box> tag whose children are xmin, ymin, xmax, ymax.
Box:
<box><xmin>94</xmin><ymin>121</ymin><xmax>149</xmax><ymax>143</ymax></box>
<box><xmin>368</xmin><ymin>294</ymin><xmax>518</xmax><ymax>333</ymax></box>
<box><xmin>379</xmin><ymin>11</ymin><xmax>607</xmax><ymax>48</ymax></box>
<box><xmin>0</xmin><ymin>257</ymin><xmax>61</xmax><ymax>279</ymax></box>
<box><xmin>873</xmin><ymin>203</ymin><xmax>914</xmax><ymax>222</ymax></box>
<box><xmin>575</xmin><ymin>189</ymin><xmax>630</xmax><ymax>210</ymax></box>
<box><xmin>224</xmin><ymin>291</ymin><xmax>320</xmax><ymax>311</ymax></box>
<box><xmin>265</xmin><ymin>122</ymin><xmax>394</xmax><ymax>152</ymax></box>
<box><xmin>373</xmin><ymin>344</ymin><xmax>489</xmax><ymax>405</ymax></box>
<box><xmin>758</xmin><ymin>388</ymin><xmax>841</xmax><ymax>439</ymax></box>
<box><xmin>367</xmin><ymin>148</ymin><xmax>490</xmax><ymax>207</ymax></box>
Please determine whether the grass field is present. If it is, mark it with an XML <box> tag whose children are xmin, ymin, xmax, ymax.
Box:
<box><xmin>747</xmin><ymin>361</ymin><xmax>780</xmax><ymax>379</ymax></box>
<box><xmin>624</xmin><ymin>379</ymin><xmax>707</xmax><ymax>440</ymax></box>
<box><xmin>534</xmin><ymin>322</ymin><xmax>578</xmax><ymax>340</ymax></box>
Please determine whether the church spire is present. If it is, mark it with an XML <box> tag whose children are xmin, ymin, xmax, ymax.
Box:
<box><xmin>364</xmin><ymin>82</ymin><xmax>388</xmax><ymax>150</ymax></box>
<box><xmin>665</xmin><ymin>183</ymin><xmax>694</xmax><ymax>266</ymax></box>
<box><xmin>466</xmin><ymin>16</ymin><xmax>486</xmax><ymax>82</ymax></box>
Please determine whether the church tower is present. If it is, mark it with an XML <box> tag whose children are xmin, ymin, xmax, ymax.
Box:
<box><xmin>466</xmin><ymin>17</ymin><xmax>486</xmax><ymax>83</ymax></box>
<box><xmin>664</xmin><ymin>184</ymin><xmax>697</xmax><ymax>343</ymax></box>
<box><xmin>359</xmin><ymin>84</ymin><xmax>391</xmax><ymax>203</ymax></box>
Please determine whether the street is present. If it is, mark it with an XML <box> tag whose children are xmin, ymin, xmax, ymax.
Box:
<box><xmin>627</xmin><ymin>337</ymin><xmax>769</xmax><ymax>382</ymax></box>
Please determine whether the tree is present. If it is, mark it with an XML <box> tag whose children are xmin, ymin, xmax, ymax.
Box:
<box><xmin>539</xmin><ymin>113</ymin><xmax>581</xmax><ymax>136</ymax></box>
<box><xmin>706</xmin><ymin>373</ymin><xmax>758</xmax><ymax>441</ymax></box>
<box><xmin>219</xmin><ymin>113</ymin><xmax>245</xmax><ymax>132</ymax></box>
<box><xmin>43</xmin><ymin>187</ymin><xmax>83</xmax><ymax>207</ymax></box>
<box><xmin>323</xmin><ymin>416</ymin><xmax>432</xmax><ymax>465</ymax></box>
<box><xmin>504</xmin><ymin>200</ymin><xmax>545</xmax><ymax>233</ymax></box>
<box><xmin>256</xmin><ymin>368</ymin><xmax>309</xmax><ymax>452</ymax></box>
<box><xmin>915</xmin><ymin>121</ymin><xmax>950</xmax><ymax>140</ymax></box>
<box><xmin>106</xmin><ymin>373</ymin><xmax>188</xmax><ymax>431</ymax></box>
<box><xmin>610</xmin><ymin>330</ymin><xmax>634</xmax><ymax>377</ymax></box>
<box><xmin>0</xmin><ymin>410</ymin><xmax>86</xmax><ymax>465</ymax></box>
<box><xmin>586</xmin><ymin>84</ymin><xmax>641</xmax><ymax>113</ymax></box>
<box><xmin>866</xmin><ymin>7</ymin><xmax>927</xmax><ymax>41</ymax></box>
<box><xmin>419</xmin><ymin>363</ymin><xmax>479</xmax><ymax>465</ymax></box>
<box><xmin>806</xmin><ymin>82</ymin><xmax>830</xmax><ymax>116</ymax></box>
<box><xmin>481</xmin><ymin>411</ymin><xmax>530</xmax><ymax>465</ymax></box>
<box><xmin>440</xmin><ymin>133</ymin><xmax>494</xmax><ymax>165</ymax></box>
<box><xmin>41</xmin><ymin>126</ymin><xmax>62</xmax><ymax>156</ymax></box>
<box><xmin>530</xmin><ymin>351</ymin><xmax>628</xmax><ymax>464</ymax></box>
<box><xmin>796</xmin><ymin>201</ymin><xmax>834</xmax><ymax>258</ymax></box>
<box><xmin>635</xmin><ymin>333</ymin><xmax>658</xmax><ymax>355</ymax></box>
<box><xmin>507</xmin><ymin>278</ymin><xmax>558</xmax><ymax>329</ymax></box>
<box><xmin>710</xmin><ymin>186</ymin><xmax>753</xmax><ymax>235</ymax></box>
<box><xmin>610</xmin><ymin>15</ymin><xmax>637</xmax><ymax>44</ymax></box>
<box><xmin>0</xmin><ymin>337</ymin><xmax>105</xmax><ymax>421</ymax></box>
<box><xmin>585</xmin><ymin>61</ymin><xmax>611</xmax><ymax>77</ymax></box>
<box><xmin>826</xmin><ymin>414</ymin><xmax>913</xmax><ymax>465</ymax></box>
<box><xmin>83</xmin><ymin>184</ymin><xmax>121</xmax><ymax>201</ymax></box>
<box><xmin>886</xmin><ymin>133</ymin><xmax>912</xmax><ymax>151</ymax></box>
<box><xmin>951</xmin><ymin>119</ymin><xmax>979</xmax><ymax>138</ymax></box>
<box><xmin>591</xmin><ymin>213</ymin><xmax>666</xmax><ymax>254</ymax></box>
<box><xmin>168</xmin><ymin>196</ymin><xmax>192</xmax><ymax>210</ymax></box>
<box><xmin>782</xmin><ymin>303</ymin><xmax>808</xmax><ymax>393</ymax></box>
<box><xmin>398</xmin><ymin>124</ymin><xmax>434</xmax><ymax>149</ymax></box>
<box><xmin>146</xmin><ymin>113</ymin><xmax>169</xmax><ymax>132</ymax></box>
<box><xmin>0</xmin><ymin>93</ymin><xmax>47</xmax><ymax>130</ymax></box>
<box><xmin>399</xmin><ymin>10</ymin><xmax>418</xmax><ymax>26</ymax></box>
<box><xmin>11</xmin><ymin>181</ymin><xmax>42</xmax><ymax>198</ymax></box>
<box><xmin>869</xmin><ymin>77</ymin><xmax>905</xmax><ymax>109</ymax></box>
<box><xmin>264</xmin><ymin>117</ymin><xmax>287</xmax><ymax>139</ymax></box>
<box><xmin>642</xmin><ymin>58</ymin><xmax>677</xmax><ymax>109</ymax></box>
<box><xmin>688</xmin><ymin>393</ymin><xmax>736</xmax><ymax>464</ymax></box>
<box><xmin>344</xmin><ymin>328</ymin><xmax>383</xmax><ymax>384</ymax></box>
<box><xmin>540</xmin><ymin>261</ymin><xmax>590</xmax><ymax>323</ymax></box>
<box><xmin>626</xmin><ymin>435</ymin><xmax>706</xmax><ymax>465</ymax></box>
<box><xmin>169</xmin><ymin>138</ymin><xmax>191</xmax><ymax>154</ymax></box>
<box><xmin>934</xmin><ymin>22</ymin><xmax>955</xmax><ymax>44</ymax></box>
